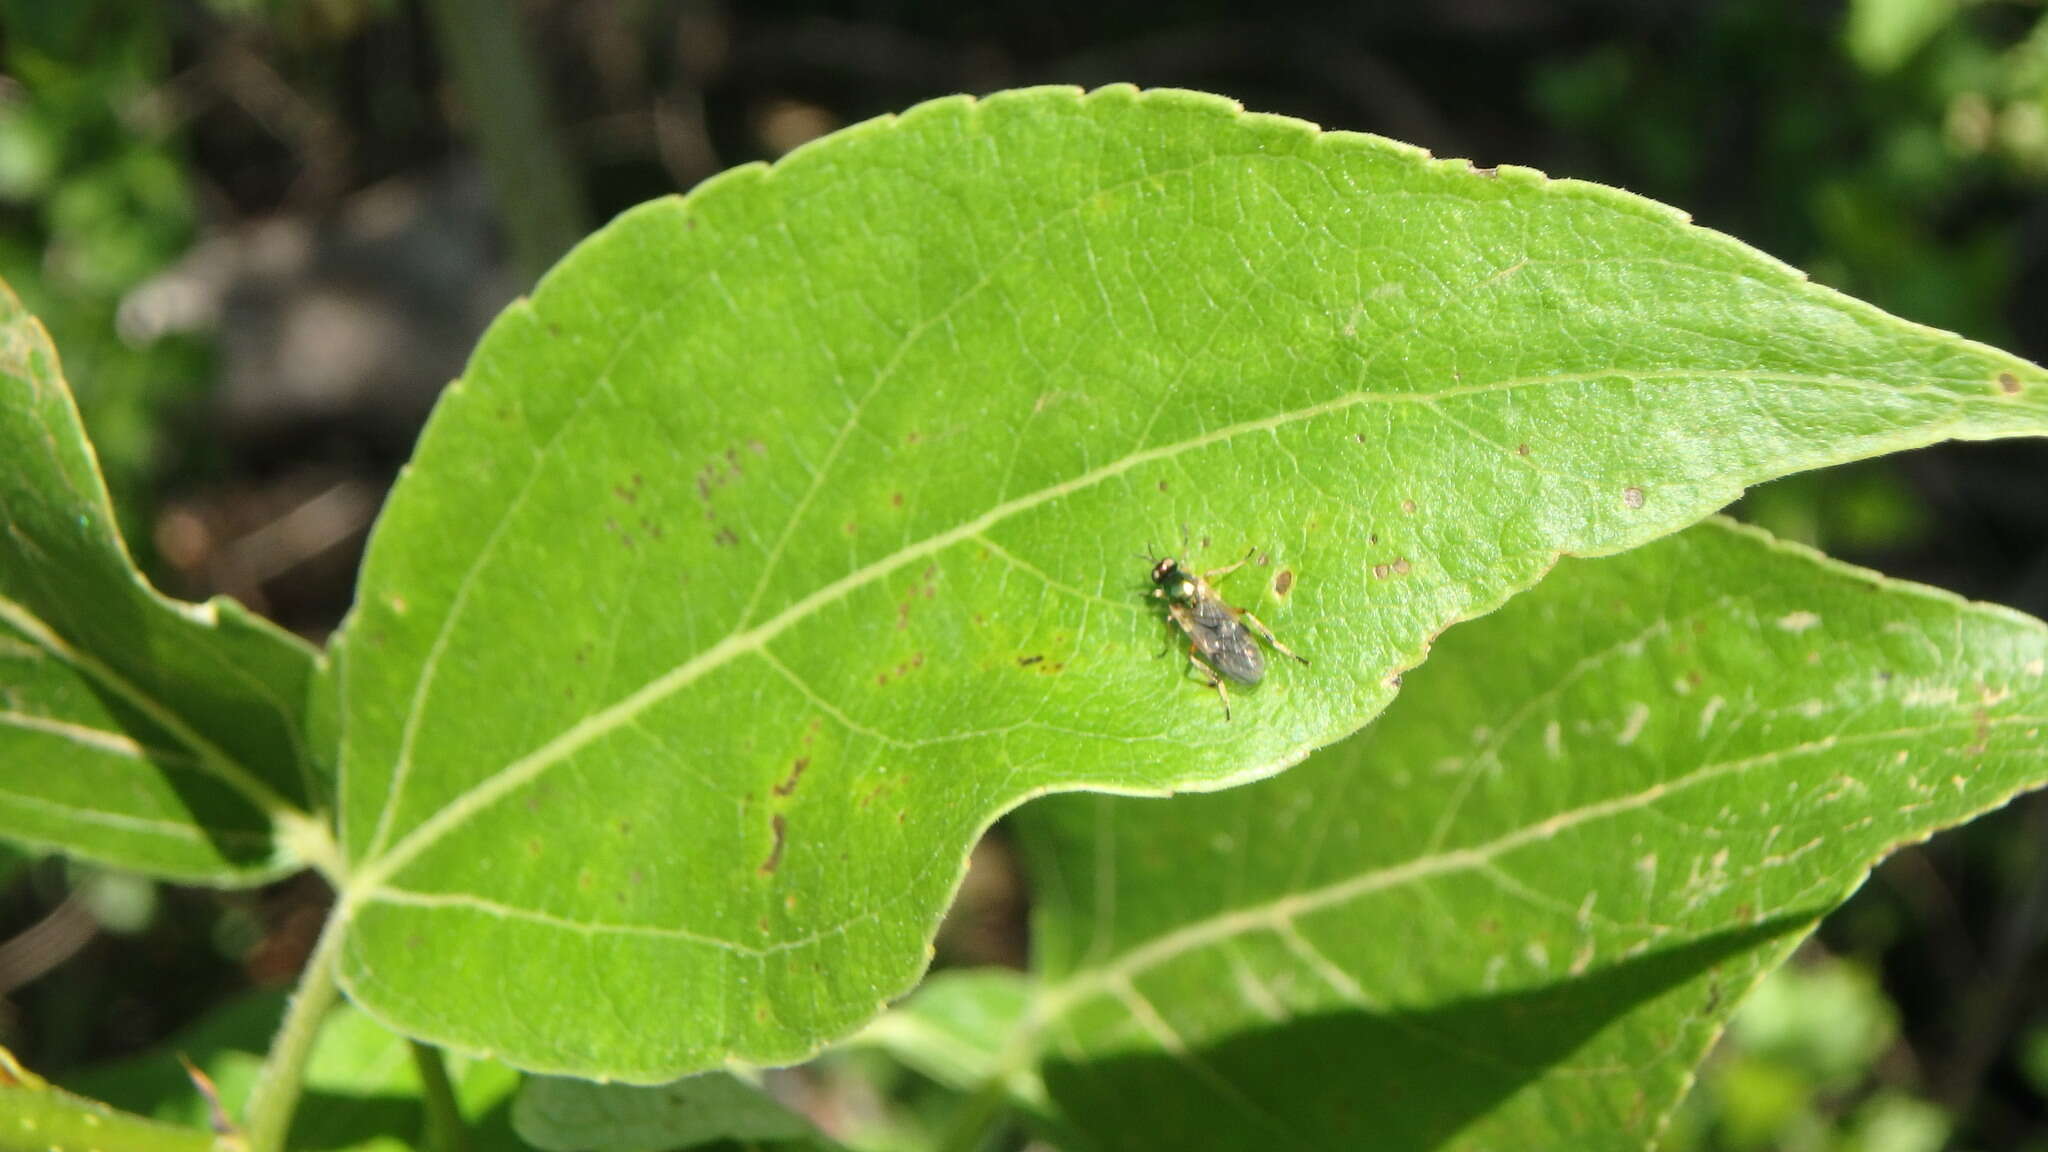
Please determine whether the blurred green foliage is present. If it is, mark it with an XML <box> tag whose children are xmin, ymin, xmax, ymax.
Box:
<box><xmin>0</xmin><ymin>0</ymin><xmax>210</xmax><ymax>556</ymax></box>
<box><xmin>1665</xmin><ymin>956</ymin><xmax>1947</xmax><ymax>1152</ymax></box>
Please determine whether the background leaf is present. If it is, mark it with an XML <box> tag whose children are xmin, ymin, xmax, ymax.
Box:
<box><xmin>1009</xmin><ymin>519</ymin><xmax>2048</xmax><ymax>1151</ymax></box>
<box><xmin>0</xmin><ymin>279</ymin><xmax>325</xmax><ymax>883</ymax></box>
<box><xmin>854</xmin><ymin>969</ymin><xmax>1034</xmax><ymax>1094</ymax></box>
<box><xmin>63</xmin><ymin>991</ymin><xmax>522</xmax><ymax>1152</ymax></box>
<box><xmin>328</xmin><ymin>84</ymin><xmax>2048</xmax><ymax>1078</ymax></box>
<box><xmin>513</xmin><ymin>1073</ymin><xmax>827</xmax><ymax>1152</ymax></box>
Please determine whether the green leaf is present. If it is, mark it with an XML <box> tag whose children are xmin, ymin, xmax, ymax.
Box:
<box><xmin>1010</xmin><ymin>519</ymin><xmax>2048</xmax><ymax>1151</ymax></box>
<box><xmin>0</xmin><ymin>279</ymin><xmax>329</xmax><ymax>883</ymax></box>
<box><xmin>855</xmin><ymin>969</ymin><xmax>1035</xmax><ymax>1094</ymax></box>
<box><xmin>327</xmin><ymin>85</ymin><xmax>2048</xmax><ymax>1078</ymax></box>
<box><xmin>513</xmin><ymin>1073</ymin><xmax>825</xmax><ymax>1152</ymax></box>
<box><xmin>65</xmin><ymin>992</ymin><xmax>522</xmax><ymax>1152</ymax></box>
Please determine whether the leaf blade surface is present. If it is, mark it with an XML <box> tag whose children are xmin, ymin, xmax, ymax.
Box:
<box><xmin>0</xmin><ymin>281</ymin><xmax>320</xmax><ymax>882</ymax></box>
<box><xmin>1013</xmin><ymin>519</ymin><xmax>2048</xmax><ymax>1151</ymax></box>
<box><xmin>331</xmin><ymin>85</ymin><xmax>2048</xmax><ymax>1076</ymax></box>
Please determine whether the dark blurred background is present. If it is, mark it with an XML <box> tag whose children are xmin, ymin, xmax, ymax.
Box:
<box><xmin>2</xmin><ymin>1</ymin><xmax>2046</xmax><ymax>1148</ymax></box>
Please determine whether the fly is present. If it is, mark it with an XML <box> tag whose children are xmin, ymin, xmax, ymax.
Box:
<box><xmin>1147</xmin><ymin>549</ymin><xmax>1306</xmax><ymax>719</ymax></box>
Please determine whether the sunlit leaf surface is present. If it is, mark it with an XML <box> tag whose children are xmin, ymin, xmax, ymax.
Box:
<box><xmin>327</xmin><ymin>86</ymin><xmax>2048</xmax><ymax>1077</ymax></box>
<box><xmin>1013</xmin><ymin>520</ymin><xmax>2048</xmax><ymax>1151</ymax></box>
<box><xmin>0</xmin><ymin>282</ymin><xmax>320</xmax><ymax>882</ymax></box>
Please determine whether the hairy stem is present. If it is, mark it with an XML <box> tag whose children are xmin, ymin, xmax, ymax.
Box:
<box><xmin>241</xmin><ymin>915</ymin><xmax>346</xmax><ymax>1152</ymax></box>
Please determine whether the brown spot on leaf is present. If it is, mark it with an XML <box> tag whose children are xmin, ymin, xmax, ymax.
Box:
<box><xmin>1998</xmin><ymin>371</ymin><xmax>2022</xmax><ymax>394</ymax></box>
<box><xmin>759</xmin><ymin>813</ymin><xmax>787</xmax><ymax>875</ymax></box>
<box><xmin>1623</xmin><ymin>486</ymin><xmax>1646</xmax><ymax>509</ymax></box>
<box><xmin>776</xmin><ymin>757</ymin><xmax>809</xmax><ymax>797</ymax></box>
<box><xmin>1157</xmin><ymin>479</ymin><xmax>1169</xmax><ymax>492</ymax></box>
<box><xmin>1393</xmin><ymin>558</ymin><xmax>1411</xmax><ymax>576</ymax></box>
<box><xmin>1401</xmin><ymin>499</ymin><xmax>1417</xmax><ymax>514</ymax></box>
<box><xmin>1018</xmin><ymin>654</ymin><xmax>1043</xmax><ymax>667</ymax></box>
<box><xmin>714</xmin><ymin>527</ymin><xmax>740</xmax><ymax>547</ymax></box>
<box><xmin>1274</xmin><ymin>569</ymin><xmax>1295</xmax><ymax>597</ymax></box>
<box><xmin>1967</xmin><ymin>709</ymin><xmax>1991</xmax><ymax>756</ymax></box>
<box><xmin>891</xmin><ymin>491</ymin><xmax>904</xmax><ymax>507</ymax></box>
<box><xmin>1516</xmin><ymin>443</ymin><xmax>1531</xmax><ymax>456</ymax></box>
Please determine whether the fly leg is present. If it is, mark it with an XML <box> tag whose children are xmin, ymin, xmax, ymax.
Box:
<box><xmin>1238</xmin><ymin>610</ymin><xmax>1309</xmax><ymax>665</ymax></box>
<box><xmin>1154</xmin><ymin>616</ymin><xmax>1178</xmax><ymax>660</ymax></box>
<box><xmin>1188</xmin><ymin>646</ymin><xmax>1232</xmax><ymax>720</ymax></box>
<box><xmin>1201</xmin><ymin>547</ymin><xmax>1258</xmax><ymax>586</ymax></box>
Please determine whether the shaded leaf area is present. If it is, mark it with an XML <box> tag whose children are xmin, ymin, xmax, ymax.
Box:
<box><xmin>515</xmin><ymin>1073</ymin><xmax>832</xmax><ymax>1151</ymax></box>
<box><xmin>62</xmin><ymin>991</ymin><xmax>521</xmax><ymax>1152</ymax></box>
<box><xmin>329</xmin><ymin>85</ymin><xmax>2048</xmax><ymax>1077</ymax></box>
<box><xmin>0</xmin><ymin>281</ymin><xmax>321</xmax><ymax>882</ymax></box>
<box><xmin>854</xmin><ymin>969</ymin><xmax>1035</xmax><ymax>1093</ymax></box>
<box><xmin>1013</xmin><ymin>520</ymin><xmax>2048</xmax><ymax>1151</ymax></box>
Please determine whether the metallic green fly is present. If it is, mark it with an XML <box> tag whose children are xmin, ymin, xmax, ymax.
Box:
<box><xmin>1147</xmin><ymin>550</ymin><xmax>1306</xmax><ymax>719</ymax></box>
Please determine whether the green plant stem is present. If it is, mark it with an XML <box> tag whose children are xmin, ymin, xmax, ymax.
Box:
<box><xmin>408</xmin><ymin>1039</ymin><xmax>468</xmax><ymax>1152</ymax></box>
<box><xmin>423</xmin><ymin>0</ymin><xmax>588</xmax><ymax>280</ymax></box>
<box><xmin>0</xmin><ymin>1083</ymin><xmax>222</xmax><ymax>1152</ymax></box>
<box><xmin>241</xmin><ymin>915</ymin><xmax>346</xmax><ymax>1152</ymax></box>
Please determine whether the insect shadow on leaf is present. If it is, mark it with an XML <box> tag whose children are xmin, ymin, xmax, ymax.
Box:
<box><xmin>1144</xmin><ymin>547</ymin><xmax>1307</xmax><ymax>719</ymax></box>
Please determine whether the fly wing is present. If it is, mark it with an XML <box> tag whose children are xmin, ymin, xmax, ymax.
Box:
<box><xmin>1189</xmin><ymin>601</ymin><xmax>1265</xmax><ymax>685</ymax></box>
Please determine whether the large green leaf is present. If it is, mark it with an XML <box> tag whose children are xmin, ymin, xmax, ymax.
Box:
<box><xmin>0</xmin><ymin>280</ymin><xmax>326</xmax><ymax>883</ymax></box>
<box><xmin>327</xmin><ymin>85</ymin><xmax>2048</xmax><ymax>1078</ymax></box>
<box><xmin>1010</xmin><ymin>519</ymin><xmax>2048</xmax><ymax>1151</ymax></box>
